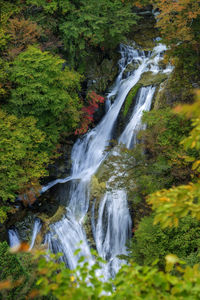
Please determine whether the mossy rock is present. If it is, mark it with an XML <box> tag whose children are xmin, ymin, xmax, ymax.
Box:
<box><xmin>14</xmin><ymin>213</ymin><xmax>36</xmax><ymax>243</ymax></box>
<box><xmin>153</xmin><ymin>81</ymin><xmax>168</xmax><ymax>110</ymax></box>
<box><xmin>138</xmin><ymin>72</ymin><xmax>168</xmax><ymax>87</ymax></box>
<box><xmin>90</xmin><ymin>175</ymin><xmax>106</xmax><ymax>201</ymax></box>
<box><xmin>39</xmin><ymin>205</ymin><xmax>66</xmax><ymax>234</ymax></box>
<box><xmin>123</xmin><ymin>83</ymin><xmax>142</xmax><ymax>117</ymax></box>
<box><xmin>87</xmin><ymin>57</ymin><xmax>119</xmax><ymax>93</ymax></box>
<box><xmin>124</xmin><ymin>62</ymin><xmax>139</xmax><ymax>75</ymax></box>
<box><xmin>81</xmin><ymin>175</ymin><xmax>107</xmax><ymax>249</ymax></box>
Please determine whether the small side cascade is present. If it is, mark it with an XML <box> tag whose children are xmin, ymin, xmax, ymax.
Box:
<box><xmin>119</xmin><ymin>85</ymin><xmax>156</xmax><ymax>148</ymax></box>
<box><xmin>8</xmin><ymin>228</ymin><xmax>20</xmax><ymax>248</ymax></box>
<box><xmin>29</xmin><ymin>218</ymin><xmax>42</xmax><ymax>250</ymax></box>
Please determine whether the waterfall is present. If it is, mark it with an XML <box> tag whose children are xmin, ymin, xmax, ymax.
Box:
<box><xmin>8</xmin><ymin>228</ymin><xmax>20</xmax><ymax>248</ymax></box>
<box><xmin>119</xmin><ymin>85</ymin><xmax>156</xmax><ymax>148</ymax></box>
<box><xmin>29</xmin><ymin>218</ymin><xmax>42</xmax><ymax>250</ymax></box>
<box><xmin>42</xmin><ymin>43</ymin><xmax>171</xmax><ymax>277</ymax></box>
<box><xmin>8</xmin><ymin>219</ymin><xmax>42</xmax><ymax>250</ymax></box>
<box><xmin>92</xmin><ymin>87</ymin><xmax>156</xmax><ymax>278</ymax></box>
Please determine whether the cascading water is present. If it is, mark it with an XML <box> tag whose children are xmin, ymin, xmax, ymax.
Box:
<box><xmin>29</xmin><ymin>218</ymin><xmax>42</xmax><ymax>250</ymax></box>
<box><xmin>8</xmin><ymin>228</ymin><xmax>20</xmax><ymax>248</ymax></box>
<box><xmin>119</xmin><ymin>85</ymin><xmax>156</xmax><ymax>148</ymax></box>
<box><xmin>92</xmin><ymin>85</ymin><xmax>156</xmax><ymax>278</ymax></box>
<box><xmin>43</xmin><ymin>42</ymin><xmax>171</xmax><ymax>278</ymax></box>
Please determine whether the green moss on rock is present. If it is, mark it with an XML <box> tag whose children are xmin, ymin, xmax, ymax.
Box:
<box><xmin>123</xmin><ymin>84</ymin><xmax>142</xmax><ymax>117</ymax></box>
<box><xmin>153</xmin><ymin>81</ymin><xmax>168</xmax><ymax>110</ymax></box>
<box><xmin>139</xmin><ymin>72</ymin><xmax>168</xmax><ymax>87</ymax></box>
<box><xmin>39</xmin><ymin>205</ymin><xmax>66</xmax><ymax>236</ymax></box>
<box><xmin>90</xmin><ymin>175</ymin><xmax>106</xmax><ymax>201</ymax></box>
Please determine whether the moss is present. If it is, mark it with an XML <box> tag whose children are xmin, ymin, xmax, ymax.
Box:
<box><xmin>39</xmin><ymin>205</ymin><xmax>65</xmax><ymax>225</ymax></box>
<box><xmin>90</xmin><ymin>175</ymin><xmax>106</xmax><ymax>201</ymax></box>
<box><xmin>81</xmin><ymin>175</ymin><xmax>107</xmax><ymax>249</ymax></box>
<box><xmin>39</xmin><ymin>205</ymin><xmax>66</xmax><ymax>235</ymax></box>
<box><xmin>124</xmin><ymin>61</ymin><xmax>138</xmax><ymax>75</ymax></box>
<box><xmin>153</xmin><ymin>81</ymin><xmax>168</xmax><ymax>110</ymax></box>
<box><xmin>123</xmin><ymin>83</ymin><xmax>142</xmax><ymax>117</ymax></box>
<box><xmin>139</xmin><ymin>72</ymin><xmax>168</xmax><ymax>87</ymax></box>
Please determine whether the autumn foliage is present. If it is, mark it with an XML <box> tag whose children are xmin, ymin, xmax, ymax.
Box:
<box><xmin>6</xmin><ymin>17</ymin><xmax>41</xmax><ymax>58</ymax></box>
<box><xmin>153</xmin><ymin>0</ymin><xmax>200</xmax><ymax>49</ymax></box>
<box><xmin>75</xmin><ymin>91</ymin><xmax>105</xmax><ymax>135</ymax></box>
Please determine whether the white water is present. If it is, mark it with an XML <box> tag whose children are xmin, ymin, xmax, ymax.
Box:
<box><xmin>8</xmin><ymin>229</ymin><xmax>20</xmax><ymax>248</ymax></box>
<box><xmin>92</xmin><ymin>86</ymin><xmax>155</xmax><ymax>278</ymax></box>
<box><xmin>119</xmin><ymin>86</ymin><xmax>156</xmax><ymax>148</ymax></box>
<box><xmin>29</xmin><ymin>218</ymin><xmax>42</xmax><ymax>250</ymax></box>
<box><xmin>8</xmin><ymin>218</ymin><xmax>42</xmax><ymax>250</ymax></box>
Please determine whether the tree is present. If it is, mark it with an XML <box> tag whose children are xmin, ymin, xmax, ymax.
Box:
<box><xmin>151</xmin><ymin>0</ymin><xmax>200</xmax><ymax>102</ymax></box>
<box><xmin>59</xmin><ymin>0</ymin><xmax>138</xmax><ymax>66</ymax></box>
<box><xmin>0</xmin><ymin>110</ymin><xmax>49</xmax><ymax>217</ymax></box>
<box><xmin>7</xmin><ymin>46</ymin><xmax>82</xmax><ymax>153</ymax></box>
<box><xmin>6</xmin><ymin>17</ymin><xmax>41</xmax><ymax>59</ymax></box>
<box><xmin>128</xmin><ymin>215</ymin><xmax>200</xmax><ymax>268</ymax></box>
<box><xmin>75</xmin><ymin>91</ymin><xmax>104</xmax><ymax>135</ymax></box>
<box><xmin>0</xmin><ymin>241</ymin><xmax>38</xmax><ymax>300</ymax></box>
<box><xmin>153</xmin><ymin>0</ymin><xmax>200</xmax><ymax>48</ymax></box>
<box><xmin>145</xmin><ymin>91</ymin><xmax>200</xmax><ymax>229</ymax></box>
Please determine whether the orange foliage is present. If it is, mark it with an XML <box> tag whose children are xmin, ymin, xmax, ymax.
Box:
<box><xmin>19</xmin><ymin>180</ymin><xmax>41</xmax><ymax>206</ymax></box>
<box><xmin>153</xmin><ymin>0</ymin><xmax>200</xmax><ymax>48</ymax></box>
<box><xmin>6</xmin><ymin>17</ymin><xmax>41</xmax><ymax>58</ymax></box>
<box><xmin>10</xmin><ymin>242</ymin><xmax>30</xmax><ymax>254</ymax></box>
<box><xmin>0</xmin><ymin>280</ymin><xmax>12</xmax><ymax>290</ymax></box>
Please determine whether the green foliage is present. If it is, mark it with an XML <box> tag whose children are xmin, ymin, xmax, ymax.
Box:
<box><xmin>148</xmin><ymin>92</ymin><xmax>200</xmax><ymax>228</ymax></box>
<box><xmin>112</xmin><ymin>260</ymin><xmax>200</xmax><ymax>300</ymax></box>
<box><xmin>35</xmin><ymin>251</ymin><xmax>112</xmax><ymax>300</ymax></box>
<box><xmin>0</xmin><ymin>241</ymin><xmax>36</xmax><ymax>300</ymax></box>
<box><xmin>0</xmin><ymin>58</ymin><xmax>10</xmax><ymax>101</ymax></box>
<box><xmin>25</xmin><ymin>0</ymin><xmax>72</xmax><ymax>14</ymax></box>
<box><xmin>128</xmin><ymin>215</ymin><xmax>200</xmax><ymax>268</ymax></box>
<box><xmin>0</xmin><ymin>0</ymin><xmax>21</xmax><ymax>51</ymax></box>
<box><xmin>59</xmin><ymin>0</ymin><xmax>138</xmax><ymax>66</ymax></box>
<box><xmin>0</xmin><ymin>206</ymin><xmax>11</xmax><ymax>224</ymax></box>
<box><xmin>106</xmin><ymin>108</ymin><xmax>191</xmax><ymax>205</ymax></box>
<box><xmin>7</xmin><ymin>46</ymin><xmax>82</xmax><ymax>153</ymax></box>
<box><xmin>3</xmin><ymin>249</ymin><xmax>200</xmax><ymax>300</ymax></box>
<box><xmin>0</xmin><ymin>109</ymin><xmax>49</xmax><ymax>206</ymax></box>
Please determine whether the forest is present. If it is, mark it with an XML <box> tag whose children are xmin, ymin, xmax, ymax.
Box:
<box><xmin>1</xmin><ymin>0</ymin><xmax>200</xmax><ymax>299</ymax></box>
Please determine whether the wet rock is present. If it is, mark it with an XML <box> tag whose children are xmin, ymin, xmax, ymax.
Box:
<box><xmin>45</xmin><ymin>141</ymin><xmax>74</xmax><ymax>182</ymax></box>
<box><xmin>139</xmin><ymin>71</ymin><xmax>168</xmax><ymax>86</ymax></box>
<box><xmin>14</xmin><ymin>213</ymin><xmax>36</xmax><ymax>243</ymax></box>
<box><xmin>86</xmin><ymin>56</ymin><xmax>119</xmax><ymax>94</ymax></box>
<box><xmin>128</xmin><ymin>14</ymin><xmax>158</xmax><ymax>51</ymax></box>
<box><xmin>114</xmin><ymin>83</ymin><xmax>142</xmax><ymax>139</ymax></box>
<box><xmin>90</xmin><ymin>175</ymin><xmax>106</xmax><ymax>202</ymax></box>
<box><xmin>39</xmin><ymin>205</ymin><xmax>66</xmax><ymax>235</ymax></box>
